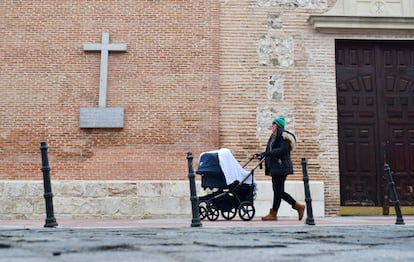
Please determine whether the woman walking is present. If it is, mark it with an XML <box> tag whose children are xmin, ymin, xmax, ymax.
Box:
<box><xmin>256</xmin><ymin>116</ymin><xmax>305</xmax><ymax>221</ymax></box>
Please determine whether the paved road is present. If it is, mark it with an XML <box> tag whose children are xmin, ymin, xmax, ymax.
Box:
<box><xmin>0</xmin><ymin>217</ymin><xmax>413</xmax><ymax>261</ymax></box>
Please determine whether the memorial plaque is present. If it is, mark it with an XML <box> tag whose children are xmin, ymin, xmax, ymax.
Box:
<box><xmin>80</xmin><ymin>108</ymin><xmax>124</xmax><ymax>128</ymax></box>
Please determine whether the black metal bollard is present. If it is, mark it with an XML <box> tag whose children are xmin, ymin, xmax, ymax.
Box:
<box><xmin>40</xmin><ymin>142</ymin><xmax>58</xmax><ymax>228</ymax></box>
<box><xmin>301</xmin><ymin>158</ymin><xmax>315</xmax><ymax>225</ymax></box>
<box><xmin>384</xmin><ymin>164</ymin><xmax>405</xmax><ymax>225</ymax></box>
<box><xmin>187</xmin><ymin>152</ymin><xmax>202</xmax><ymax>227</ymax></box>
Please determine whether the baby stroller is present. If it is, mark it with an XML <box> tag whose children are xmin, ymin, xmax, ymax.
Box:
<box><xmin>196</xmin><ymin>148</ymin><xmax>265</xmax><ymax>221</ymax></box>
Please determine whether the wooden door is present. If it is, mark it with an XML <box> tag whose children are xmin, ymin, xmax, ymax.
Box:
<box><xmin>336</xmin><ymin>40</ymin><xmax>414</xmax><ymax>209</ymax></box>
<box><xmin>382</xmin><ymin>43</ymin><xmax>414</xmax><ymax>206</ymax></box>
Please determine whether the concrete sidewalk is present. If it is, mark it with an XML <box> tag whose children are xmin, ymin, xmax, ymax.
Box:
<box><xmin>0</xmin><ymin>215</ymin><xmax>412</xmax><ymax>229</ymax></box>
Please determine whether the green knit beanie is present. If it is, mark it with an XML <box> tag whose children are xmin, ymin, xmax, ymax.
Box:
<box><xmin>272</xmin><ymin>117</ymin><xmax>285</xmax><ymax>128</ymax></box>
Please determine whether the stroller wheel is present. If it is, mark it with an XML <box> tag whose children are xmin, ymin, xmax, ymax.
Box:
<box><xmin>238</xmin><ymin>201</ymin><xmax>255</xmax><ymax>221</ymax></box>
<box><xmin>199</xmin><ymin>206</ymin><xmax>207</xmax><ymax>220</ymax></box>
<box><xmin>198</xmin><ymin>201</ymin><xmax>208</xmax><ymax>220</ymax></box>
<box><xmin>221</xmin><ymin>208</ymin><xmax>237</xmax><ymax>220</ymax></box>
<box><xmin>206</xmin><ymin>205</ymin><xmax>219</xmax><ymax>221</ymax></box>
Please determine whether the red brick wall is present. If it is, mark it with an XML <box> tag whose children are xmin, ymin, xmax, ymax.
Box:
<box><xmin>217</xmin><ymin>0</ymin><xmax>340</xmax><ymax>215</ymax></box>
<box><xmin>1</xmin><ymin>0</ymin><xmax>343</xmax><ymax>215</ymax></box>
<box><xmin>218</xmin><ymin>2</ymin><xmax>333</xmax><ymax>174</ymax></box>
<box><xmin>0</xmin><ymin>0</ymin><xmax>220</xmax><ymax>180</ymax></box>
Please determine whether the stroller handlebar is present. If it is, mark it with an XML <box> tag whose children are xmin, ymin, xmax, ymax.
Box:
<box><xmin>243</xmin><ymin>154</ymin><xmax>266</xmax><ymax>170</ymax></box>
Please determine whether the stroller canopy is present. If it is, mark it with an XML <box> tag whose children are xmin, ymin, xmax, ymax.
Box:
<box><xmin>197</xmin><ymin>148</ymin><xmax>254</xmax><ymax>187</ymax></box>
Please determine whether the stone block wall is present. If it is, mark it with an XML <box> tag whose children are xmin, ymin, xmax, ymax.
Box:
<box><xmin>0</xmin><ymin>180</ymin><xmax>324</xmax><ymax>220</ymax></box>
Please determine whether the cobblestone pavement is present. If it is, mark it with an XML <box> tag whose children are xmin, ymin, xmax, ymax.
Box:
<box><xmin>0</xmin><ymin>216</ymin><xmax>413</xmax><ymax>262</ymax></box>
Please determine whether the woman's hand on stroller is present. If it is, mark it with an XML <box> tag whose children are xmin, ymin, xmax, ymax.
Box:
<box><xmin>253</xmin><ymin>152</ymin><xmax>265</xmax><ymax>160</ymax></box>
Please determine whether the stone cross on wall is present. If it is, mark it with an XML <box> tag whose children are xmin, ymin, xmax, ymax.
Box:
<box><xmin>80</xmin><ymin>32</ymin><xmax>127</xmax><ymax>128</ymax></box>
<box><xmin>84</xmin><ymin>32</ymin><xmax>127</xmax><ymax>107</ymax></box>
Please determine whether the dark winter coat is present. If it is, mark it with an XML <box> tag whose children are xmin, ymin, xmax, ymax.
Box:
<box><xmin>262</xmin><ymin>128</ymin><xmax>296</xmax><ymax>176</ymax></box>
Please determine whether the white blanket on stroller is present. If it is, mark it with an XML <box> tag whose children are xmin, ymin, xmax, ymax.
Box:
<box><xmin>204</xmin><ymin>148</ymin><xmax>256</xmax><ymax>186</ymax></box>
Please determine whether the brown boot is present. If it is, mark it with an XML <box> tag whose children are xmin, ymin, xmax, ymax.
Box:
<box><xmin>293</xmin><ymin>202</ymin><xmax>305</xmax><ymax>220</ymax></box>
<box><xmin>261</xmin><ymin>208</ymin><xmax>277</xmax><ymax>221</ymax></box>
